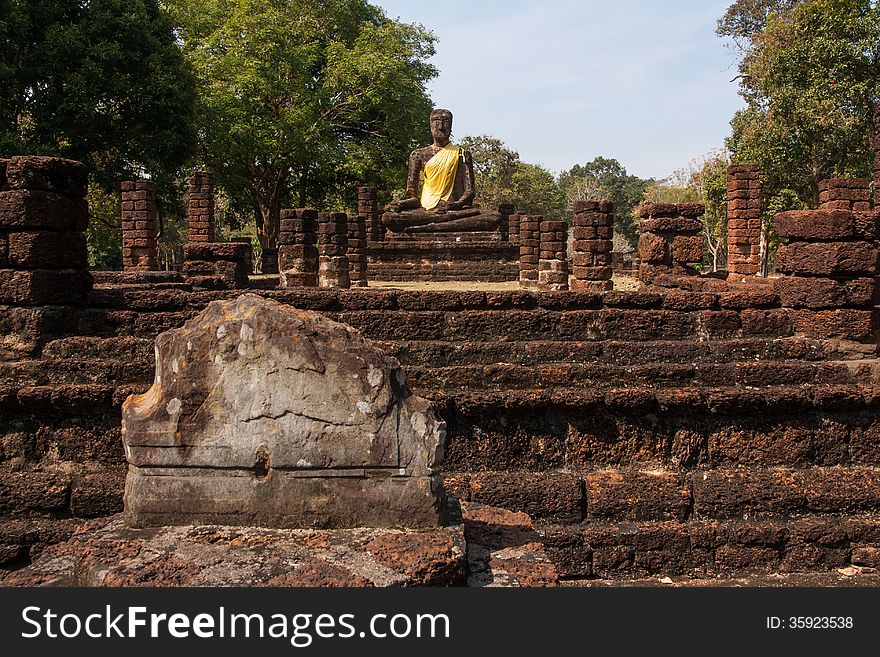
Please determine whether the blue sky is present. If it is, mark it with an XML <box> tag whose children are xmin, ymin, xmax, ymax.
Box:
<box><xmin>376</xmin><ymin>0</ymin><xmax>745</xmax><ymax>180</ymax></box>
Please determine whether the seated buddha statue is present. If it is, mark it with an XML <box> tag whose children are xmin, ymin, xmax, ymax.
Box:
<box><xmin>382</xmin><ymin>108</ymin><xmax>501</xmax><ymax>234</ymax></box>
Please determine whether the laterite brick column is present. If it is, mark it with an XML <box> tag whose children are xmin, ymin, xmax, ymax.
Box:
<box><xmin>538</xmin><ymin>220</ymin><xmax>569</xmax><ymax>291</ymax></box>
<box><xmin>188</xmin><ymin>172</ymin><xmax>215</xmax><ymax>243</ymax></box>
<box><xmin>347</xmin><ymin>213</ymin><xmax>368</xmax><ymax>287</ymax></box>
<box><xmin>726</xmin><ymin>164</ymin><xmax>762</xmax><ymax>278</ymax></box>
<box><xmin>775</xmin><ymin>207</ymin><xmax>879</xmax><ymax>345</ymax></box>
<box><xmin>518</xmin><ymin>214</ymin><xmax>540</xmax><ymax>289</ymax></box>
<box><xmin>358</xmin><ymin>187</ymin><xmax>384</xmax><ymax>243</ymax></box>
<box><xmin>570</xmin><ymin>200</ymin><xmax>613</xmax><ymax>291</ymax></box>
<box><xmin>278</xmin><ymin>209</ymin><xmax>318</xmax><ymax>288</ymax></box>
<box><xmin>0</xmin><ymin>156</ymin><xmax>91</xmax><ymax>310</ymax></box>
<box><xmin>499</xmin><ymin>204</ymin><xmax>515</xmax><ymax>241</ymax></box>
<box><xmin>120</xmin><ymin>180</ymin><xmax>157</xmax><ymax>271</ymax></box>
<box><xmin>508</xmin><ymin>212</ymin><xmax>522</xmax><ymax>241</ymax></box>
<box><xmin>819</xmin><ymin>179</ymin><xmax>872</xmax><ymax>212</ymax></box>
<box><xmin>637</xmin><ymin>203</ymin><xmax>705</xmax><ymax>285</ymax></box>
<box><xmin>317</xmin><ymin>212</ymin><xmax>350</xmax><ymax>289</ymax></box>
<box><xmin>872</xmin><ymin>103</ymin><xmax>880</xmax><ymax>206</ymax></box>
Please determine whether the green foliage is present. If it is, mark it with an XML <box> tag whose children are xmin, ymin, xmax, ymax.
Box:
<box><xmin>166</xmin><ymin>0</ymin><xmax>437</xmax><ymax>251</ymax></box>
<box><xmin>459</xmin><ymin>135</ymin><xmax>565</xmax><ymax>221</ymax></box>
<box><xmin>0</xmin><ymin>0</ymin><xmax>197</xmax><ymax>192</ymax></box>
<box><xmin>559</xmin><ymin>157</ymin><xmax>651</xmax><ymax>246</ymax></box>
<box><xmin>724</xmin><ymin>0</ymin><xmax>880</xmax><ymax>205</ymax></box>
<box><xmin>85</xmin><ymin>187</ymin><xmax>122</xmax><ymax>270</ymax></box>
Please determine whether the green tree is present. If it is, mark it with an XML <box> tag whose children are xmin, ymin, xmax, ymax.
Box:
<box><xmin>0</xmin><ymin>0</ymin><xmax>197</xmax><ymax>192</ymax></box>
<box><xmin>458</xmin><ymin>135</ymin><xmax>565</xmax><ymax>220</ymax></box>
<box><xmin>558</xmin><ymin>157</ymin><xmax>650</xmax><ymax>247</ymax></box>
<box><xmin>167</xmin><ymin>0</ymin><xmax>437</xmax><ymax>264</ymax></box>
<box><xmin>723</xmin><ymin>0</ymin><xmax>880</xmax><ymax>205</ymax></box>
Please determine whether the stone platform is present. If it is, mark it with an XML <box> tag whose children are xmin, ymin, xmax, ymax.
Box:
<box><xmin>3</xmin><ymin>503</ymin><xmax>558</xmax><ymax>587</ymax></box>
<box><xmin>367</xmin><ymin>232</ymin><xmax>519</xmax><ymax>283</ymax></box>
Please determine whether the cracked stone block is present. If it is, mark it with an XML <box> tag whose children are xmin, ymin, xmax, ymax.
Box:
<box><xmin>122</xmin><ymin>293</ymin><xmax>447</xmax><ymax>529</ymax></box>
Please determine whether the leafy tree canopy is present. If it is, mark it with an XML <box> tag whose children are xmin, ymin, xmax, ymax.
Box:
<box><xmin>0</xmin><ymin>0</ymin><xmax>197</xmax><ymax>192</ymax></box>
<box><xmin>166</xmin><ymin>0</ymin><xmax>437</xmax><ymax>254</ymax></box>
<box><xmin>724</xmin><ymin>0</ymin><xmax>880</xmax><ymax>205</ymax></box>
<box><xmin>558</xmin><ymin>157</ymin><xmax>651</xmax><ymax>247</ymax></box>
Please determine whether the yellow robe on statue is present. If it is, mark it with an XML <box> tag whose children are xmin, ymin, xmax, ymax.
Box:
<box><xmin>420</xmin><ymin>144</ymin><xmax>460</xmax><ymax>210</ymax></box>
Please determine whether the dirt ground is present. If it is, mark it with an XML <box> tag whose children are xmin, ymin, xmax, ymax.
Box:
<box><xmin>367</xmin><ymin>273</ymin><xmax>641</xmax><ymax>292</ymax></box>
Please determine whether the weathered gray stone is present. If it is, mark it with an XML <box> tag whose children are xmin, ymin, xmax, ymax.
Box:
<box><xmin>122</xmin><ymin>293</ymin><xmax>447</xmax><ymax>529</ymax></box>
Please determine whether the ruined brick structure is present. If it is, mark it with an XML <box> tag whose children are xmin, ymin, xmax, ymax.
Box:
<box><xmin>508</xmin><ymin>212</ymin><xmax>522</xmax><ymax>240</ymax></box>
<box><xmin>637</xmin><ymin>202</ymin><xmax>705</xmax><ymax>286</ymax></box>
<box><xmin>537</xmin><ymin>220</ymin><xmax>569</xmax><ymax>291</ymax></box>
<box><xmin>278</xmin><ymin>208</ymin><xmax>319</xmax><ymax>288</ymax></box>
<box><xmin>187</xmin><ymin>171</ymin><xmax>215</xmax><ymax>243</ymax></box>
<box><xmin>120</xmin><ymin>180</ymin><xmax>158</xmax><ymax>272</ymax></box>
<box><xmin>874</xmin><ymin>103</ymin><xmax>880</xmax><ymax>206</ymax></box>
<box><xmin>4</xmin><ymin>155</ymin><xmax>880</xmax><ymax>584</ymax></box>
<box><xmin>358</xmin><ymin>187</ymin><xmax>384</xmax><ymax>243</ymax></box>
<box><xmin>726</xmin><ymin>164</ymin><xmax>762</xmax><ymax>278</ymax></box>
<box><xmin>347</xmin><ymin>213</ymin><xmax>368</xmax><ymax>287</ymax></box>
<box><xmin>819</xmin><ymin>178</ymin><xmax>873</xmax><ymax>212</ymax></box>
<box><xmin>518</xmin><ymin>214</ymin><xmax>540</xmax><ymax>289</ymax></box>
<box><xmin>317</xmin><ymin>212</ymin><xmax>350</xmax><ymax>289</ymax></box>
<box><xmin>181</xmin><ymin>172</ymin><xmax>252</xmax><ymax>289</ymax></box>
<box><xmin>571</xmin><ymin>200</ymin><xmax>613</xmax><ymax>292</ymax></box>
<box><xmin>0</xmin><ymin>156</ymin><xmax>91</xmax><ymax>309</ymax></box>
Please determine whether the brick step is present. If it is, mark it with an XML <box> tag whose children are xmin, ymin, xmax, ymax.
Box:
<box><xmin>0</xmin><ymin>465</ymin><xmax>125</xmax><ymax>519</ymax></box>
<box><xmin>440</xmin><ymin>387</ymin><xmax>880</xmax><ymax>469</ymax></box>
<box><xmin>0</xmin><ymin>411</ymin><xmax>127</xmax><ymax>465</ymax></box>
<box><xmin>539</xmin><ymin>514</ymin><xmax>880</xmax><ymax>579</ymax></box>
<box><xmin>405</xmin><ymin>360</ymin><xmax>879</xmax><ymax>391</ymax></box>
<box><xmin>89</xmin><ymin>271</ymin><xmax>184</xmax><ymax>286</ymax></box>
<box><xmin>42</xmin><ymin>336</ymin><xmax>155</xmax><ymax>361</ymax></box>
<box><xmin>446</xmin><ymin>467</ymin><xmax>880</xmax><ymax>525</ymax></box>
<box><xmin>381</xmin><ymin>338</ymin><xmax>876</xmax><ymax>367</ymax></box>
<box><xmin>0</xmin><ymin>359</ymin><xmax>152</xmax><ymax>387</ymax></box>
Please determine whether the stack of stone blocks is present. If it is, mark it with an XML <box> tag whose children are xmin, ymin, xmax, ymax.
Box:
<box><xmin>317</xmin><ymin>212</ymin><xmax>350</xmax><ymax>289</ymax></box>
<box><xmin>347</xmin><ymin>213</ymin><xmax>368</xmax><ymax>287</ymax></box>
<box><xmin>517</xmin><ymin>214</ymin><xmax>540</xmax><ymax>289</ymax></box>
<box><xmin>637</xmin><ymin>203</ymin><xmax>705</xmax><ymax>285</ymax></box>
<box><xmin>182</xmin><ymin>172</ymin><xmax>251</xmax><ymax>289</ymax></box>
<box><xmin>726</xmin><ymin>164</ymin><xmax>762</xmax><ymax>278</ymax></box>
<box><xmin>278</xmin><ymin>208</ymin><xmax>319</xmax><ymax>288</ymax></box>
<box><xmin>120</xmin><ymin>180</ymin><xmax>157</xmax><ymax>271</ymax></box>
<box><xmin>819</xmin><ymin>179</ymin><xmax>872</xmax><ymax>212</ymax></box>
<box><xmin>0</xmin><ymin>156</ymin><xmax>91</xmax><ymax>308</ymax></box>
<box><xmin>874</xmin><ymin>103</ymin><xmax>880</xmax><ymax>207</ymax></box>
<box><xmin>570</xmin><ymin>200</ymin><xmax>614</xmax><ymax>291</ymax></box>
<box><xmin>507</xmin><ymin>212</ymin><xmax>521</xmax><ymax>241</ymax></box>
<box><xmin>774</xmin><ymin>207</ymin><xmax>878</xmax><ymax>334</ymax></box>
<box><xmin>358</xmin><ymin>187</ymin><xmax>384</xmax><ymax>243</ymax></box>
<box><xmin>538</xmin><ymin>219</ymin><xmax>569</xmax><ymax>291</ymax></box>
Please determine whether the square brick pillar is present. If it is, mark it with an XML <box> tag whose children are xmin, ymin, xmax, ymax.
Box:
<box><xmin>873</xmin><ymin>103</ymin><xmax>880</xmax><ymax>206</ymax></box>
<box><xmin>726</xmin><ymin>164</ymin><xmax>762</xmax><ymax>277</ymax></box>
<box><xmin>121</xmin><ymin>180</ymin><xmax>158</xmax><ymax>271</ymax></box>
<box><xmin>0</xmin><ymin>156</ymin><xmax>91</xmax><ymax>309</ymax></box>
<box><xmin>317</xmin><ymin>212</ymin><xmax>350</xmax><ymax>289</ymax></box>
<box><xmin>775</xmin><ymin>208</ymin><xmax>878</xmax><ymax>345</ymax></box>
<box><xmin>188</xmin><ymin>172</ymin><xmax>215</xmax><ymax>243</ymax></box>
<box><xmin>358</xmin><ymin>187</ymin><xmax>384</xmax><ymax>243</ymax></box>
<box><xmin>278</xmin><ymin>209</ymin><xmax>318</xmax><ymax>288</ymax></box>
<box><xmin>538</xmin><ymin>219</ymin><xmax>569</xmax><ymax>291</ymax></box>
<box><xmin>570</xmin><ymin>200</ymin><xmax>613</xmax><ymax>291</ymax></box>
<box><xmin>819</xmin><ymin>179</ymin><xmax>872</xmax><ymax>211</ymax></box>
<box><xmin>347</xmin><ymin>214</ymin><xmax>368</xmax><ymax>287</ymax></box>
<box><xmin>637</xmin><ymin>203</ymin><xmax>705</xmax><ymax>287</ymax></box>
<box><xmin>518</xmin><ymin>214</ymin><xmax>540</xmax><ymax>289</ymax></box>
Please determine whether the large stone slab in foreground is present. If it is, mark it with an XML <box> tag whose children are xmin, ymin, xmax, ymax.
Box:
<box><xmin>122</xmin><ymin>293</ymin><xmax>447</xmax><ymax>528</ymax></box>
